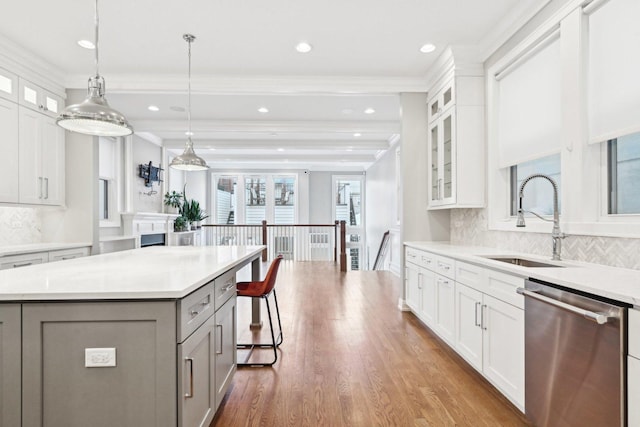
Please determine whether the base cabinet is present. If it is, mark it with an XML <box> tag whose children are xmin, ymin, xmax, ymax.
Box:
<box><xmin>629</xmin><ymin>356</ymin><xmax>639</xmax><ymax>427</ymax></box>
<box><xmin>215</xmin><ymin>297</ymin><xmax>237</xmax><ymax>409</ymax></box>
<box><xmin>21</xmin><ymin>302</ymin><xmax>177</xmax><ymax>427</ymax></box>
<box><xmin>178</xmin><ymin>315</ymin><xmax>216</xmax><ymax>427</ymax></box>
<box><xmin>0</xmin><ymin>304</ymin><xmax>21</xmax><ymax>427</ymax></box>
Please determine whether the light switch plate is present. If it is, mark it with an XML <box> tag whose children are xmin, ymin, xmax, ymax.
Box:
<box><xmin>85</xmin><ymin>348</ymin><xmax>116</xmax><ymax>367</ymax></box>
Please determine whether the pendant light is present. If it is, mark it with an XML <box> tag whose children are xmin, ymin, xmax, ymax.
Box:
<box><xmin>56</xmin><ymin>0</ymin><xmax>133</xmax><ymax>136</ymax></box>
<box><xmin>169</xmin><ymin>34</ymin><xmax>209</xmax><ymax>171</ymax></box>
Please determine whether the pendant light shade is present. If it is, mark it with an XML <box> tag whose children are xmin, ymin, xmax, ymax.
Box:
<box><xmin>170</xmin><ymin>34</ymin><xmax>208</xmax><ymax>171</ymax></box>
<box><xmin>56</xmin><ymin>0</ymin><xmax>133</xmax><ymax>137</ymax></box>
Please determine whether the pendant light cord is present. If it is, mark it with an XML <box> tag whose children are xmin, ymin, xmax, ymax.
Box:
<box><xmin>188</xmin><ymin>36</ymin><xmax>192</xmax><ymax>140</ymax></box>
<box><xmin>94</xmin><ymin>0</ymin><xmax>100</xmax><ymax>78</ymax></box>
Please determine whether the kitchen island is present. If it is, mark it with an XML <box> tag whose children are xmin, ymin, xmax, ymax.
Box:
<box><xmin>0</xmin><ymin>245</ymin><xmax>264</xmax><ymax>427</ymax></box>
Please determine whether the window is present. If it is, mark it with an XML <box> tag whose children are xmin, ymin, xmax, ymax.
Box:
<box><xmin>273</xmin><ymin>176</ymin><xmax>295</xmax><ymax>224</ymax></box>
<box><xmin>99</xmin><ymin>179</ymin><xmax>109</xmax><ymax>220</ymax></box>
<box><xmin>98</xmin><ymin>136</ymin><xmax>123</xmax><ymax>226</ymax></box>
<box><xmin>510</xmin><ymin>154</ymin><xmax>561</xmax><ymax>217</ymax></box>
<box><xmin>216</xmin><ymin>177</ymin><xmax>237</xmax><ymax>224</ymax></box>
<box><xmin>244</xmin><ymin>177</ymin><xmax>266</xmax><ymax>224</ymax></box>
<box><xmin>608</xmin><ymin>132</ymin><xmax>640</xmax><ymax>214</ymax></box>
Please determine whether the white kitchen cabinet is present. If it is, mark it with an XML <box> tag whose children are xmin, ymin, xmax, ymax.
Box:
<box><xmin>0</xmin><ymin>97</ymin><xmax>19</xmax><ymax>202</ymax></box>
<box><xmin>48</xmin><ymin>247</ymin><xmax>90</xmax><ymax>263</ymax></box>
<box><xmin>19</xmin><ymin>106</ymin><xmax>65</xmax><ymax>206</ymax></box>
<box><xmin>0</xmin><ymin>67</ymin><xmax>18</xmax><ymax>102</ymax></box>
<box><xmin>435</xmin><ymin>274</ymin><xmax>455</xmax><ymax>344</ymax></box>
<box><xmin>421</xmin><ymin>267</ymin><xmax>437</xmax><ymax>328</ymax></box>
<box><xmin>455</xmin><ymin>282</ymin><xmax>483</xmax><ymax>371</ymax></box>
<box><xmin>0</xmin><ymin>251</ymin><xmax>49</xmax><ymax>270</ymax></box>
<box><xmin>18</xmin><ymin>77</ymin><xmax>63</xmax><ymax>118</ymax></box>
<box><xmin>629</xmin><ymin>309</ymin><xmax>640</xmax><ymax>426</ymax></box>
<box><xmin>427</xmin><ymin>67</ymin><xmax>485</xmax><ymax>209</ymax></box>
<box><xmin>405</xmin><ymin>257</ymin><xmax>421</xmax><ymax>313</ymax></box>
<box><xmin>481</xmin><ymin>294</ymin><xmax>524</xmax><ymax>408</ymax></box>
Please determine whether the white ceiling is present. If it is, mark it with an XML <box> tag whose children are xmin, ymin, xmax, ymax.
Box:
<box><xmin>1</xmin><ymin>0</ymin><xmax>546</xmax><ymax>170</ymax></box>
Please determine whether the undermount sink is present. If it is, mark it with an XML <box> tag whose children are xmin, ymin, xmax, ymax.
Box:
<box><xmin>482</xmin><ymin>256</ymin><xmax>565</xmax><ymax>268</ymax></box>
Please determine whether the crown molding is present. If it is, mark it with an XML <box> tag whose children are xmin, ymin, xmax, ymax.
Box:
<box><xmin>162</xmin><ymin>139</ymin><xmax>390</xmax><ymax>150</ymax></box>
<box><xmin>64</xmin><ymin>73</ymin><xmax>430</xmax><ymax>94</ymax></box>
<box><xmin>0</xmin><ymin>33</ymin><xmax>66</xmax><ymax>96</ymax></box>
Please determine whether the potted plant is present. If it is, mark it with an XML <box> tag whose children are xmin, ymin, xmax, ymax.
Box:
<box><xmin>182</xmin><ymin>199</ymin><xmax>209</xmax><ymax>229</ymax></box>
<box><xmin>174</xmin><ymin>216</ymin><xmax>188</xmax><ymax>232</ymax></box>
<box><xmin>163</xmin><ymin>190</ymin><xmax>183</xmax><ymax>214</ymax></box>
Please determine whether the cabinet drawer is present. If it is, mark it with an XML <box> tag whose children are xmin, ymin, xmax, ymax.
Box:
<box><xmin>177</xmin><ymin>281</ymin><xmax>215</xmax><ymax>342</ymax></box>
<box><xmin>0</xmin><ymin>252</ymin><xmax>48</xmax><ymax>270</ymax></box>
<box><xmin>405</xmin><ymin>247</ymin><xmax>421</xmax><ymax>267</ymax></box>
<box><xmin>629</xmin><ymin>309</ymin><xmax>640</xmax><ymax>358</ymax></box>
<box><xmin>455</xmin><ymin>261</ymin><xmax>484</xmax><ymax>290</ymax></box>
<box><xmin>434</xmin><ymin>255</ymin><xmax>455</xmax><ymax>280</ymax></box>
<box><xmin>484</xmin><ymin>269</ymin><xmax>525</xmax><ymax>309</ymax></box>
<box><xmin>419</xmin><ymin>251</ymin><xmax>436</xmax><ymax>270</ymax></box>
<box><xmin>49</xmin><ymin>247</ymin><xmax>90</xmax><ymax>263</ymax></box>
<box><xmin>214</xmin><ymin>269</ymin><xmax>236</xmax><ymax>311</ymax></box>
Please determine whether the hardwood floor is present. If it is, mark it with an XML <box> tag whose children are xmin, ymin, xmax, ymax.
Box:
<box><xmin>212</xmin><ymin>261</ymin><xmax>530</xmax><ymax>426</ymax></box>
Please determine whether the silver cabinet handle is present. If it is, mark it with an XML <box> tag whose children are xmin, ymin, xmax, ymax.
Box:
<box><xmin>474</xmin><ymin>302</ymin><xmax>481</xmax><ymax>327</ymax></box>
<box><xmin>44</xmin><ymin>177</ymin><xmax>49</xmax><ymax>199</ymax></box>
<box><xmin>438</xmin><ymin>262</ymin><xmax>451</xmax><ymax>270</ymax></box>
<box><xmin>184</xmin><ymin>357</ymin><xmax>194</xmax><ymax>398</ymax></box>
<box><xmin>437</xmin><ymin>277</ymin><xmax>450</xmax><ymax>285</ymax></box>
<box><xmin>516</xmin><ymin>288</ymin><xmax>615</xmax><ymax>325</ymax></box>
<box><xmin>482</xmin><ymin>304</ymin><xmax>488</xmax><ymax>330</ymax></box>
<box><xmin>38</xmin><ymin>177</ymin><xmax>43</xmax><ymax>199</ymax></box>
<box><xmin>216</xmin><ymin>324</ymin><xmax>223</xmax><ymax>355</ymax></box>
<box><xmin>221</xmin><ymin>283</ymin><xmax>234</xmax><ymax>292</ymax></box>
<box><xmin>417</xmin><ymin>272</ymin><xmax>423</xmax><ymax>289</ymax></box>
<box><xmin>13</xmin><ymin>261</ymin><xmax>33</xmax><ymax>268</ymax></box>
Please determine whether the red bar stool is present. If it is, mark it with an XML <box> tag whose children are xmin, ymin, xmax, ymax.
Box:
<box><xmin>236</xmin><ymin>255</ymin><xmax>284</xmax><ymax>367</ymax></box>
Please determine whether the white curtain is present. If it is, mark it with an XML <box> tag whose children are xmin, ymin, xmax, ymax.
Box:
<box><xmin>588</xmin><ymin>0</ymin><xmax>640</xmax><ymax>143</ymax></box>
<box><xmin>496</xmin><ymin>35</ymin><xmax>562</xmax><ymax>168</ymax></box>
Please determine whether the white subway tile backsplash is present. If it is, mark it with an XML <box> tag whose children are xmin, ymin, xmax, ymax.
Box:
<box><xmin>451</xmin><ymin>208</ymin><xmax>640</xmax><ymax>271</ymax></box>
<box><xmin>0</xmin><ymin>207</ymin><xmax>41</xmax><ymax>246</ymax></box>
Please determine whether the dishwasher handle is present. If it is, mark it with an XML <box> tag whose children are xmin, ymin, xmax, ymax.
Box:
<box><xmin>516</xmin><ymin>287</ymin><xmax>616</xmax><ymax>325</ymax></box>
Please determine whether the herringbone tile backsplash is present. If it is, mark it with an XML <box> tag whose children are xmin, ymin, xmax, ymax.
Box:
<box><xmin>0</xmin><ymin>207</ymin><xmax>41</xmax><ymax>246</ymax></box>
<box><xmin>450</xmin><ymin>209</ymin><xmax>640</xmax><ymax>271</ymax></box>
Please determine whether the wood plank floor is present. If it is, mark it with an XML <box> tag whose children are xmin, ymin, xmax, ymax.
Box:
<box><xmin>212</xmin><ymin>261</ymin><xmax>530</xmax><ymax>426</ymax></box>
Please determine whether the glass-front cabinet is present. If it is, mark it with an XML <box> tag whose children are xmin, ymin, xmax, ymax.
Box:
<box><xmin>426</xmin><ymin>59</ymin><xmax>485</xmax><ymax>210</ymax></box>
<box><xmin>429</xmin><ymin>106</ymin><xmax>456</xmax><ymax>206</ymax></box>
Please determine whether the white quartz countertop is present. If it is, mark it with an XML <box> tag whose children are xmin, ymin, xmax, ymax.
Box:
<box><xmin>0</xmin><ymin>245</ymin><xmax>264</xmax><ymax>301</ymax></box>
<box><xmin>405</xmin><ymin>241</ymin><xmax>640</xmax><ymax>307</ymax></box>
<box><xmin>0</xmin><ymin>242</ymin><xmax>92</xmax><ymax>257</ymax></box>
<box><xmin>405</xmin><ymin>242</ymin><xmax>640</xmax><ymax>308</ymax></box>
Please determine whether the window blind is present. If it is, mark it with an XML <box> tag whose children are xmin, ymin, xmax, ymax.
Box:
<box><xmin>496</xmin><ymin>35</ymin><xmax>562</xmax><ymax>168</ymax></box>
<box><xmin>98</xmin><ymin>137</ymin><xmax>116</xmax><ymax>179</ymax></box>
<box><xmin>588</xmin><ymin>0</ymin><xmax>640</xmax><ymax>143</ymax></box>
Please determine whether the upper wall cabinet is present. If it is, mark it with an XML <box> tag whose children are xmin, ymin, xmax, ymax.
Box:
<box><xmin>19</xmin><ymin>107</ymin><xmax>65</xmax><ymax>206</ymax></box>
<box><xmin>427</xmin><ymin>50</ymin><xmax>485</xmax><ymax>210</ymax></box>
<box><xmin>0</xmin><ymin>65</ymin><xmax>66</xmax><ymax>206</ymax></box>
<box><xmin>19</xmin><ymin>78</ymin><xmax>63</xmax><ymax>119</ymax></box>
<box><xmin>0</xmin><ymin>67</ymin><xmax>19</xmax><ymax>102</ymax></box>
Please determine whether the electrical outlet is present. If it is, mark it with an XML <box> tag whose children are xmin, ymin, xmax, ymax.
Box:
<box><xmin>85</xmin><ymin>348</ymin><xmax>116</xmax><ymax>367</ymax></box>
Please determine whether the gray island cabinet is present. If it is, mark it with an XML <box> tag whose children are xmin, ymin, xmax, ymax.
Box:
<box><xmin>0</xmin><ymin>245</ymin><xmax>264</xmax><ymax>427</ymax></box>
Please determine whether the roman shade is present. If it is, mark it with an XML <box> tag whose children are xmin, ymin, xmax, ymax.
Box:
<box><xmin>587</xmin><ymin>0</ymin><xmax>640</xmax><ymax>143</ymax></box>
<box><xmin>496</xmin><ymin>33</ymin><xmax>562</xmax><ymax>168</ymax></box>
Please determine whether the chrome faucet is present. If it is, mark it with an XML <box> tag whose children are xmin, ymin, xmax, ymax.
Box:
<box><xmin>516</xmin><ymin>174</ymin><xmax>567</xmax><ymax>261</ymax></box>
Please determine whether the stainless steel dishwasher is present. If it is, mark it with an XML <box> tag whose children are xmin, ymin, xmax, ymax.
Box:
<box><xmin>517</xmin><ymin>279</ymin><xmax>628</xmax><ymax>427</ymax></box>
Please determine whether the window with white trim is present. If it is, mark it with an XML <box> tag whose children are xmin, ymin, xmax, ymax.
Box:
<box><xmin>608</xmin><ymin>132</ymin><xmax>640</xmax><ymax>215</ymax></box>
<box><xmin>510</xmin><ymin>154</ymin><xmax>561</xmax><ymax>217</ymax></box>
<box><xmin>98</xmin><ymin>136</ymin><xmax>124</xmax><ymax>226</ymax></box>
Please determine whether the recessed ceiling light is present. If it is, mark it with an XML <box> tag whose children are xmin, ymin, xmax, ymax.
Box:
<box><xmin>295</xmin><ymin>41</ymin><xmax>312</xmax><ymax>53</ymax></box>
<box><xmin>346</xmin><ymin>147</ymin><xmax>353</xmax><ymax>152</ymax></box>
<box><xmin>209</xmin><ymin>148</ymin><xmax>216</xmax><ymax>151</ymax></box>
<box><xmin>420</xmin><ymin>43</ymin><xmax>436</xmax><ymax>53</ymax></box>
<box><xmin>147</xmin><ymin>105</ymin><xmax>160</xmax><ymax>112</ymax></box>
<box><xmin>353</xmin><ymin>133</ymin><xmax>361</xmax><ymax>137</ymax></box>
<box><xmin>77</xmin><ymin>40</ymin><xmax>95</xmax><ymax>49</ymax></box>
<box><xmin>185</xmin><ymin>131</ymin><xmax>194</xmax><ymax>136</ymax></box>
<box><xmin>277</xmin><ymin>148</ymin><xmax>285</xmax><ymax>152</ymax></box>
<box><xmin>364</xmin><ymin>108</ymin><xmax>376</xmax><ymax>114</ymax></box>
<box><xmin>258</xmin><ymin>107</ymin><xmax>269</xmax><ymax>113</ymax></box>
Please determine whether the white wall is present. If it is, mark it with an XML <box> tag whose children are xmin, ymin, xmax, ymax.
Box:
<box><xmin>132</xmin><ymin>135</ymin><xmax>162</xmax><ymax>213</ymax></box>
<box><xmin>40</xmin><ymin>88</ymin><xmax>98</xmax><ymax>250</ymax></box>
<box><xmin>365</xmin><ymin>146</ymin><xmax>401</xmax><ymax>275</ymax></box>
